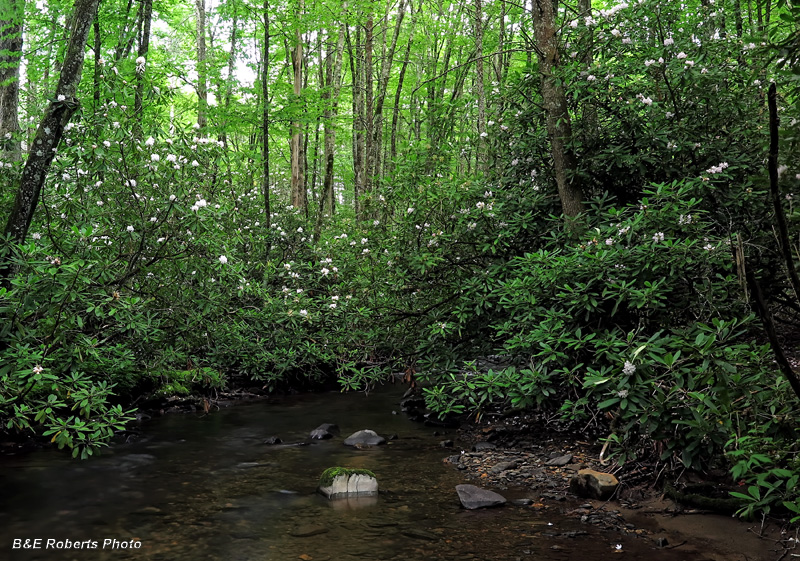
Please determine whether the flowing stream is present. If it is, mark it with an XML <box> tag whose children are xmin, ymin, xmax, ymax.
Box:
<box><xmin>0</xmin><ymin>386</ymin><xmax>767</xmax><ymax>560</ymax></box>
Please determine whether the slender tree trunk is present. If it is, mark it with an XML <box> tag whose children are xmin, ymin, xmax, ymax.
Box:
<box><xmin>390</xmin><ymin>0</ymin><xmax>417</xmax><ymax>169</ymax></box>
<box><xmin>221</xmin><ymin>9</ymin><xmax>239</xmax><ymax>148</ymax></box>
<box><xmin>473</xmin><ymin>0</ymin><xmax>487</xmax><ymax>173</ymax></box>
<box><xmin>757</xmin><ymin>0</ymin><xmax>763</xmax><ymax>33</ymax></box>
<box><xmin>767</xmin><ymin>83</ymin><xmax>800</xmax><ymax>300</ymax></box>
<box><xmin>352</xmin><ymin>25</ymin><xmax>365</xmax><ymax>217</ymax></box>
<box><xmin>290</xmin><ymin>0</ymin><xmax>305</xmax><ymax>210</ymax></box>
<box><xmin>113</xmin><ymin>0</ymin><xmax>138</xmax><ymax>61</ymax></box>
<box><xmin>363</xmin><ymin>11</ymin><xmax>374</xmax><ymax>209</ymax></box>
<box><xmin>532</xmin><ymin>0</ymin><xmax>584</xmax><ymax>221</ymax></box>
<box><xmin>734</xmin><ymin>0</ymin><xmax>743</xmax><ymax>37</ymax></box>
<box><xmin>372</xmin><ymin>0</ymin><xmax>406</xmax><ymax>184</ymax></box>
<box><xmin>133</xmin><ymin>0</ymin><xmax>153</xmax><ymax>140</ymax></box>
<box><xmin>262</xmin><ymin>0</ymin><xmax>271</xmax><ymax>229</ymax></box>
<box><xmin>3</xmin><ymin>0</ymin><xmax>101</xmax><ymax>252</ymax></box>
<box><xmin>195</xmin><ymin>0</ymin><xmax>208</xmax><ymax>130</ymax></box>
<box><xmin>0</xmin><ymin>0</ymin><xmax>23</xmax><ymax>162</ymax></box>
<box><xmin>320</xmin><ymin>14</ymin><xmax>346</xmax><ymax>226</ymax></box>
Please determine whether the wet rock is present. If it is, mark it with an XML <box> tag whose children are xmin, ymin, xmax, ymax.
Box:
<box><xmin>400</xmin><ymin>396</ymin><xmax>425</xmax><ymax>410</ymax></box>
<box><xmin>440</xmin><ymin>440</ymin><xmax>454</xmax><ymax>448</ymax></box>
<box><xmin>455</xmin><ymin>484</ymin><xmax>507</xmax><ymax>509</ymax></box>
<box><xmin>343</xmin><ymin>429</ymin><xmax>386</xmax><ymax>447</ymax></box>
<box><xmin>472</xmin><ymin>441</ymin><xmax>497</xmax><ymax>452</ymax></box>
<box><xmin>569</xmin><ymin>469</ymin><xmax>619</xmax><ymax>500</ymax></box>
<box><xmin>310</xmin><ymin>423</ymin><xmax>340</xmax><ymax>440</ymax></box>
<box><xmin>318</xmin><ymin>467</ymin><xmax>378</xmax><ymax>498</ymax></box>
<box><xmin>546</xmin><ymin>454</ymin><xmax>573</xmax><ymax>466</ymax></box>
<box><xmin>511</xmin><ymin>498</ymin><xmax>534</xmax><ymax>506</ymax></box>
<box><xmin>263</xmin><ymin>436</ymin><xmax>282</xmax><ymax>445</ymax></box>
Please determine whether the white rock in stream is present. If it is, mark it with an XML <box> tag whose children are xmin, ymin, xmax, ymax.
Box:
<box><xmin>318</xmin><ymin>470</ymin><xmax>378</xmax><ymax>499</ymax></box>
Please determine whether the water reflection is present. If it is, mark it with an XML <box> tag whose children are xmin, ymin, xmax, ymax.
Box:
<box><xmin>0</xmin><ymin>387</ymin><xmax>721</xmax><ymax>560</ymax></box>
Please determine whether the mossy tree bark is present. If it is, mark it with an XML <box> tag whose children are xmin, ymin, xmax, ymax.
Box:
<box><xmin>532</xmin><ymin>0</ymin><xmax>584</xmax><ymax>223</ymax></box>
<box><xmin>0</xmin><ymin>0</ymin><xmax>23</xmax><ymax>162</ymax></box>
<box><xmin>3</xmin><ymin>0</ymin><xmax>101</xmax><ymax>252</ymax></box>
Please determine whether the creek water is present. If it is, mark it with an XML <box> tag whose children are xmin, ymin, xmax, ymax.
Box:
<box><xmin>0</xmin><ymin>386</ymin><xmax>766</xmax><ymax>560</ymax></box>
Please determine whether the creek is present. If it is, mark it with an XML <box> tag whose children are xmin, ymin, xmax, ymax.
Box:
<box><xmin>0</xmin><ymin>386</ymin><xmax>772</xmax><ymax>560</ymax></box>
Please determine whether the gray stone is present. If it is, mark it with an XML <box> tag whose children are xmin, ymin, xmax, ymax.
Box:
<box><xmin>310</xmin><ymin>423</ymin><xmax>340</xmax><ymax>439</ymax></box>
<box><xmin>546</xmin><ymin>454</ymin><xmax>573</xmax><ymax>466</ymax></box>
<box><xmin>569</xmin><ymin>469</ymin><xmax>619</xmax><ymax>500</ymax></box>
<box><xmin>343</xmin><ymin>429</ymin><xmax>386</xmax><ymax>446</ymax></box>
<box><xmin>455</xmin><ymin>484</ymin><xmax>507</xmax><ymax>509</ymax></box>
<box><xmin>490</xmin><ymin>461</ymin><xmax>518</xmax><ymax>474</ymax></box>
<box><xmin>472</xmin><ymin>441</ymin><xmax>496</xmax><ymax>452</ymax></box>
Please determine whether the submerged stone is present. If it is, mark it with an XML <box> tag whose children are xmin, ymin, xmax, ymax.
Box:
<box><xmin>310</xmin><ymin>423</ymin><xmax>340</xmax><ymax>439</ymax></box>
<box><xmin>455</xmin><ymin>484</ymin><xmax>506</xmax><ymax>509</ymax></box>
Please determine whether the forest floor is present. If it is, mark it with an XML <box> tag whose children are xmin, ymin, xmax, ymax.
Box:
<box><xmin>442</xmin><ymin>410</ymin><xmax>793</xmax><ymax>561</ymax></box>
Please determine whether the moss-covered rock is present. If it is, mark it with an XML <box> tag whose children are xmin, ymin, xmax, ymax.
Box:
<box><xmin>318</xmin><ymin>467</ymin><xmax>378</xmax><ymax>498</ymax></box>
<box><xmin>318</xmin><ymin>467</ymin><xmax>376</xmax><ymax>487</ymax></box>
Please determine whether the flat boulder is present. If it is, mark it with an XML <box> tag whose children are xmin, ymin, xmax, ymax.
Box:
<box><xmin>317</xmin><ymin>467</ymin><xmax>378</xmax><ymax>499</ymax></box>
<box><xmin>546</xmin><ymin>454</ymin><xmax>573</xmax><ymax>466</ymax></box>
<box><xmin>569</xmin><ymin>469</ymin><xmax>619</xmax><ymax>500</ymax></box>
<box><xmin>310</xmin><ymin>423</ymin><xmax>340</xmax><ymax>440</ymax></box>
<box><xmin>343</xmin><ymin>429</ymin><xmax>386</xmax><ymax>447</ymax></box>
<box><xmin>455</xmin><ymin>484</ymin><xmax>506</xmax><ymax>509</ymax></box>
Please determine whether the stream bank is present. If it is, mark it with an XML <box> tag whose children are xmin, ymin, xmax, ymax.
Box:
<box><xmin>444</xmin><ymin>410</ymin><xmax>789</xmax><ymax>561</ymax></box>
<box><xmin>0</xmin><ymin>385</ymin><xmax>786</xmax><ymax>561</ymax></box>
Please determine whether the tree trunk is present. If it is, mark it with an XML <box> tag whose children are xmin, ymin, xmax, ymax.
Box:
<box><xmin>372</xmin><ymin>0</ymin><xmax>406</xmax><ymax>185</ymax></box>
<box><xmin>532</xmin><ymin>0</ymin><xmax>584</xmax><ymax>221</ymax></box>
<box><xmin>3</xmin><ymin>0</ymin><xmax>101</xmax><ymax>252</ymax></box>
<box><xmin>320</xmin><ymin>14</ymin><xmax>346</xmax><ymax>226</ymax></box>
<box><xmin>0</xmin><ymin>0</ymin><xmax>23</xmax><ymax>162</ymax></box>
<box><xmin>290</xmin><ymin>0</ymin><xmax>305</xmax><ymax>210</ymax></box>
<box><xmin>473</xmin><ymin>0</ymin><xmax>487</xmax><ymax>173</ymax></box>
<box><xmin>195</xmin><ymin>0</ymin><xmax>208</xmax><ymax>129</ymax></box>
<box><xmin>734</xmin><ymin>0</ymin><xmax>743</xmax><ymax>37</ymax></box>
<box><xmin>390</xmin><ymin>0</ymin><xmax>417</xmax><ymax>169</ymax></box>
<box><xmin>221</xmin><ymin>9</ymin><xmax>239</xmax><ymax>148</ymax></box>
<box><xmin>363</xmin><ymin>11</ymin><xmax>374</xmax><ymax>209</ymax></box>
<box><xmin>133</xmin><ymin>0</ymin><xmax>153</xmax><ymax>140</ymax></box>
<box><xmin>113</xmin><ymin>0</ymin><xmax>139</xmax><ymax>61</ymax></box>
<box><xmin>262</xmin><ymin>0</ymin><xmax>271</xmax><ymax>229</ymax></box>
<box><xmin>351</xmin><ymin>25</ymin><xmax>365</xmax><ymax>217</ymax></box>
